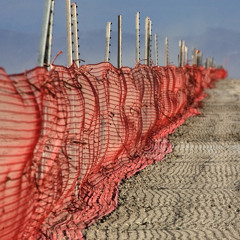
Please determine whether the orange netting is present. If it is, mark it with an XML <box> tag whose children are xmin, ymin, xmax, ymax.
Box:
<box><xmin>0</xmin><ymin>62</ymin><xmax>227</xmax><ymax>239</ymax></box>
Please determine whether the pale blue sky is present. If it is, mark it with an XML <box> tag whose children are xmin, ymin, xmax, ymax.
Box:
<box><xmin>0</xmin><ymin>0</ymin><xmax>239</xmax><ymax>77</ymax></box>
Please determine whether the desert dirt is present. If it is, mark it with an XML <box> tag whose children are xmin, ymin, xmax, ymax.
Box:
<box><xmin>83</xmin><ymin>78</ymin><xmax>240</xmax><ymax>240</ymax></box>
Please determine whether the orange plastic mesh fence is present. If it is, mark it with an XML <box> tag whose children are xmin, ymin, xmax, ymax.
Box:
<box><xmin>0</xmin><ymin>62</ymin><xmax>227</xmax><ymax>239</ymax></box>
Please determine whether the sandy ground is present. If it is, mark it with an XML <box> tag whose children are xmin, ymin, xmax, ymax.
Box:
<box><xmin>83</xmin><ymin>78</ymin><xmax>240</xmax><ymax>240</ymax></box>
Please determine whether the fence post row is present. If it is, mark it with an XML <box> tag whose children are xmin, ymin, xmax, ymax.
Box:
<box><xmin>39</xmin><ymin>2</ymin><xmax>215</xmax><ymax>70</ymax></box>
<box><xmin>100</xmin><ymin>11</ymin><xmax>212</xmax><ymax>68</ymax></box>
<box><xmin>38</xmin><ymin>0</ymin><xmax>55</xmax><ymax>68</ymax></box>
<box><xmin>205</xmin><ymin>57</ymin><xmax>214</xmax><ymax>68</ymax></box>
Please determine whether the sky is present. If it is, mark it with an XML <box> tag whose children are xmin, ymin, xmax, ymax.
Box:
<box><xmin>0</xmin><ymin>0</ymin><xmax>239</xmax><ymax>78</ymax></box>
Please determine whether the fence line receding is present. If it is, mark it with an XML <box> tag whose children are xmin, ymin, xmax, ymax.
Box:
<box><xmin>0</xmin><ymin>62</ymin><xmax>227</xmax><ymax>239</ymax></box>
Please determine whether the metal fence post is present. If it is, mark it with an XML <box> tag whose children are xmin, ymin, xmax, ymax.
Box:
<box><xmin>192</xmin><ymin>47</ymin><xmax>196</xmax><ymax>65</ymax></box>
<box><xmin>148</xmin><ymin>20</ymin><xmax>152</xmax><ymax>66</ymax></box>
<box><xmin>66</xmin><ymin>0</ymin><xmax>72</xmax><ymax>66</ymax></box>
<box><xmin>165</xmin><ymin>37</ymin><xmax>169</xmax><ymax>66</ymax></box>
<box><xmin>104</xmin><ymin>22</ymin><xmax>112</xmax><ymax>62</ymax></box>
<box><xmin>196</xmin><ymin>50</ymin><xmax>203</xmax><ymax>67</ymax></box>
<box><xmin>178</xmin><ymin>40</ymin><xmax>182</xmax><ymax>66</ymax></box>
<box><xmin>184</xmin><ymin>45</ymin><xmax>188</xmax><ymax>65</ymax></box>
<box><xmin>206</xmin><ymin>57</ymin><xmax>214</xmax><ymax>68</ymax></box>
<box><xmin>71</xmin><ymin>2</ymin><xmax>80</xmax><ymax>67</ymax></box>
<box><xmin>154</xmin><ymin>33</ymin><xmax>158</xmax><ymax>66</ymax></box>
<box><xmin>179</xmin><ymin>40</ymin><xmax>186</xmax><ymax>67</ymax></box>
<box><xmin>182</xmin><ymin>40</ymin><xmax>185</xmax><ymax>66</ymax></box>
<box><xmin>182</xmin><ymin>41</ymin><xmax>185</xmax><ymax>66</ymax></box>
<box><xmin>117</xmin><ymin>15</ymin><xmax>122</xmax><ymax>68</ymax></box>
<box><xmin>145</xmin><ymin>17</ymin><xmax>152</xmax><ymax>66</ymax></box>
<box><xmin>38</xmin><ymin>0</ymin><xmax>55</xmax><ymax>67</ymax></box>
<box><xmin>46</xmin><ymin>0</ymin><xmax>54</xmax><ymax>67</ymax></box>
<box><xmin>145</xmin><ymin>17</ymin><xmax>150</xmax><ymax>65</ymax></box>
<box><xmin>136</xmin><ymin>12</ymin><xmax>140</xmax><ymax>63</ymax></box>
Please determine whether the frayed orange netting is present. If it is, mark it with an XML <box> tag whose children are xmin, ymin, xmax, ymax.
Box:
<box><xmin>0</xmin><ymin>62</ymin><xmax>227</xmax><ymax>239</ymax></box>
